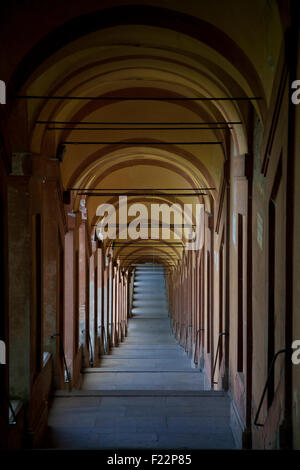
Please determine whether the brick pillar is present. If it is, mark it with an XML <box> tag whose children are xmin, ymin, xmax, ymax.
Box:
<box><xmin>115</xmin><ymin>265</ymin><xmax>120</xmax><ymax>345</ymax></box>
<box><xmin>124</xmin><ymin>271</ymin><xmax>128</xmax><ymax>337</ymax></box>
<box><xmin>0</xmin><ymin>153</ymin><xmax>9</xmax><ymax>448</ymax></box>
<box><xmin>96</xmin><ymin>243</ymin><xmax>103</xmax><ymax>356</ymax></box>
<box><xmin>78</xmin><ymin>223</ymin><xmax>87</xmax><ymax>350</ymax></box>
<box><xmin>8</xmin><ymin>173</ymin><xmax>32</xmax><ymax>400</ymax></box>
<box><xmin>119</xmin><ymin>270</ymin><xmax>123</xmax><ymax>342</ymax></box>
<box><xmin>111</xmin><ymin>264</ymin><xmax>117</xmax><ymax>347</ymax></box>
<box><xmin>103</xmin><ymin>258</ymin><xmax>110</xmax><ymax>353</ymax></box>
<box><xmin>108</xmin><ymin>255</ymin><xmax>113</xmax><ymax>347</ymax></box>
<box><xmin>64</xmin><ymin>229</ymin><xmax>74</xmax><ymax>378</ymax></box>
<box><xmin>89</xmin><ymin>252</ymin><xmax>95</xmax><ymax>366</ymax></box>
<box><xmin>42</xmin><ymin>180</ymin><xmax>60</xmax><ymax>385</ymax></box>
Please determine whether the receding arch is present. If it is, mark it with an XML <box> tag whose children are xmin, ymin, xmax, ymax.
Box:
<box><xmin>8</xmin><ymin>4</ymin><xmax>266</xmax><ymax>118</ymax></box>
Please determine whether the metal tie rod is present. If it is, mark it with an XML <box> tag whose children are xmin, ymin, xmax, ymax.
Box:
<box><xmin>61</xmin><ymin>141</ymin><xmax>222</xmax><ymax>145</ymax></box>
<box><xmin>46</xmin><ymin>126</ymin><xmax>231</xmax><ymax>131</ymax></box>
<box><xmin>79</xmin><ymin>192</ymin><xmax>207</xmax><ymax>196</ymax></box>
<box><xmin>18</xmin><ymin>95</ymin><xmax>262</xmax><ymax>101</ymax></box>
<box><xmin>37</xmin><ymin>120</ymin><xmax>242</xmax><ymax>125</ymax></box>
<box><xmin>70</xmin><ymin>187</ymin><xmax>215</xmax><ymax>191</ymax></box>
<box><xmin>114</xmin><ymin>241</ymin><xmax>184</xmax><ymax>248</ymax></box>
<box><xmin>92</xmin><ymin>224</ymin><xmax>197</xmax><ymax>227</ymax></box>
<box><xmin>112</xmin><ymin>243</ymin><xmax>183</xmax><ymax>245</ymax></box>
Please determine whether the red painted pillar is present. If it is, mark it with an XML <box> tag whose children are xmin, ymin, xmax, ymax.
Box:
<box><xmin>124</xmin><ymin>271</ymin><xmax>129</xmax><ymax>336</ymax></box>
<box><xmin>89</xmin><ymin>251</ymin><xmax>95</xmax><ymax>366</ymax></box>
<box><xmin>64</xmin><ymin>229</ymin><xmax>75</xmax><ymax>378</ymax></box>
<box><xmin>108</xmin><ymin>255</ymin><xmax>113</xmax><ymax>347</ymax></box>
<box><xmin>120</xmin><ymin>267</ymin><xmax>124</xmax><ymax>339</ymax></box>
<box><xmin>103</xmin><ymin>253</ymin><xmax>110</xmax><ymax>353</ymax></box>
<box><xmin>96</xmin><ymin>243</ymin><xmax>104</xmax><ymax>356</ymax></box>
<box><xmin>112</xmin><ymin>263</ymin><xmax>117</xmax><ymax>347</ymax></box>
<box><xmin>116</xmin><ymin>266</ymin><xmax>121</xmax><ymax>344</ymax></box>
<box><xmin>78</xmin><ymin>224</ymin><xmax>86</xmax><ymax>346</ymax></box>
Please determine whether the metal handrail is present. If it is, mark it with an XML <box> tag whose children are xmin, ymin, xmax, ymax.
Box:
<box><xmin>193</xmin><ymin>328</ymin><xmax>205</xmax><ymax>366</ymax></box>
<box><xmin>103</xmin><ymin>325</ymin><xmax>108</xmax><ymax>353</ymax></box>
<box><xmin>175</xmin><ymin>321</ymin><xmax>179</xmax><ymax>337</ymax></box>
<box><xmin>185</xmin><ymin>325</ymin><xmax>189</xmax><ymax>350</ymax></box>
<box><xmin>1</xmin><ymin>361</ymin><xmax>17</xmax><ymax>424</ymax></box>
<box><xmin>108</xmin><ymin>322</ymin><xmax>114</xmax><ymax>346</ymax></box>
<box><xmin>121</xmin><ymin>319</ymin><xmax>127</xmax><ymax>330</ymax></box>
<box><xmin>119</xmin><ymin>319</ymin><xmax>124</xmax><ymax>339</ymax></box>
<box><xmin>81</xmin><ymin>330</ymin><xmax>94</xmax><ymax>367</ymax></box>
<box><xmin>3</xmin><ymin>391</ymin><xmax>17</xmax><ymax>425</ymax></box>
<box><xmin>117</xmin><ymin>321</ymin><xmax>122</xmax><ymax>342</ymax></box>
<box><xmin>179</xmin><ymin>323</ymin><xmax>186</xmax><ymax>347</ymax></box>
<box><xmin>98</xmin><ymin>325</ymin><xmax>107</xmax><ymax>355</ymax></box>
<box><xmin>185</xmin><ymin>324</ymin><xmax>192</xmax><ymax>352</ymax></box>
<box><xmin>211</xmin><ymin>332</ymin><xmax>228</xmax><ymax>387</ymax></box>
<box><xmin>8</xmin><ymin>397</ymin><xmax>17</xmax><ymax>425</ymax></box>
<box><xmin>51</xmin><ymin>333</ymin><xmax>71</xmax><ymax>386</ymax></box>
<box><xmin>172</xmin><ymin>320</ymin><xmax>176</xmax><ymax>336</ymax></box>
<box><xmin>122</xmin><ymin>319</ymin><xmax>128</xmax><ymax>336</ymax></box>
<box><xmin>254</xmin><ymin>348</ymin><xmax>292</xmax><ymax>427</ymax></box>
<box><xmin>173</xmin><ymin>321</ymin><xmax>179</xmax><ymax>337</ymax></box>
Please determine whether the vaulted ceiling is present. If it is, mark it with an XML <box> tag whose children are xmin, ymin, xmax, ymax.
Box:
<box><xmin>2</xmin><ymin>1</ymin><xmax>284</xmax><ymax>268</ymax></box>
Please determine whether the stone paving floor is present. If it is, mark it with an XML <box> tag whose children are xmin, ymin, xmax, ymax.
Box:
<box><xmin>45</xmin><ymin>266</ymin><xmax>236</xmax><ymax>449</ymax></box>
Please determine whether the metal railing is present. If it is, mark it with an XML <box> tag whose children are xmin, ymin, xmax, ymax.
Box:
<box><xmin>179</xmin><ymin>323</ymin><xmax>186</xmax><ymax>348</ymax></box>
<box><xmin>8</xmin><ymin>398</ymin><xmax>17</xmax><ymax>425</ymax></box>
<box><xmin>120</xmin><ymin>319</ymin><xmax>125</xmax><ymax>339</ymax></box>
<box><xmin>122</xmin><ymin>318</ymin><xmax>127</xmax><ymax>335</ymax></box>
<box><xmin>185</xmin><ymin>324</ymin><xmax>193</xmax><ymax>352</ymax></box>
<box><xmin>3</xmin><ymin>391</ymin><xmax>17</xmax><ymax>425</ymax></box>
<box><xmin>1</xmin><ymin>361</ymin><xmax>17</xmax><ymax>424</ymax></box>
<box><xmin>173</xmin><ymin>321</ymin><xmax>178</xmax><ymax>337</ymax></box>
<box><xmin>254</xmin><ymin>348</ymin><xmax>292</xmax><ymax>427</ymax></box>
<box><xmin>116</xmin><ymin>321</ymin><xmax>121</xmax><ymax>342</ymax></box>
<box><xmin>108</xmin><ymin>322</ymin><xmax>114</xmax><ymax>347</ymax></box>
<box><xmin>81</xmin><ymin>330</ymin><xmax>94</xmax><ymax>367</ymax></box>
<box><xmin>116</xmin><ymin>321</ymin><xmax>122</xmax><ymax>344</ymax></box>
<box><xmin>119</xmin><ymin>320</ymin><xmax>127</xmax><ymax>339</ymax></box>
<box><xmin>211</xmin><ymin>332</ymin><xmax>228</xmax><ymax>387</ymax></box>
<box><xmin>185</xmin><ymin>325</ymin><xmax>189</xmax><ymax>350</ymax></box>
<box><xmin>193</xmin><ymin>328</ymin><xmax>204</xmax><ymax>366</ymax></box>
<box><xmin>50</xmin><ymin>333</ymin><xmax>71</xmax><ymax>386</ymax></box>
<box><xmin>98</xmin><ymin>325</ymin><xmax>107</xmax><ymax>355</ymax></box>
<box><xmin>174</xmin><ymin>321</ymin><xmax>179</xmax><ymax>338</ymax></box>
<box><xmin>172</xmin><ymin>320</ymin><xmax>179</xmax><ymax>338</ymax></box>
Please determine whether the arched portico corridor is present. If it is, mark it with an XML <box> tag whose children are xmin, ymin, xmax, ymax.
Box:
<box><xmin>1</xmin><ymin>0</ymin><xmax>300</xmax><ymax>452</ymax></box>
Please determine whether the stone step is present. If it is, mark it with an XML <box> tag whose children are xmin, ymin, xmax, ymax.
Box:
<box><xmin>135</xmin><ymin>277</ymin><xmax>164</xmax><ymax>279</ymax></box>
<box><xmin>134</xmin><ymin>273</ymin><xmax>165</xmax><ymax>277</ymax></box>
<box><xmin>132</xmin><ymin>301</ymin><xmax>168</xmax><ymax>307</ymax></box>
<box><xmin>135</xmin><ymin>267</ymin><xmax>164</xmax><ymax>269</ymax></box>
<box><xmin>135</xmin><ymin>272</ymin><xmax>164</xmax><ymax>276</ymax></box>
<box><xmin>133</xmin><ymin>293</ymin><xmax>166</xmax><ymax>299</ymax></box>
<box><xmin>81</xmin><ymin>371</ymin><xmax>204</xmax><ymax>391</ymax></box>
<box><xmin>134</xmin><ymin>280</ymin><xmax>165</xmax><ymax>284</ymax></box>
<box><xmin>131</xmin><ymin>310</ymin><xmax>169</xmax><ymax>315</ymax></box>
<box><xmin>134</xmin><ymin>276</ymin><xmax>165</xmax><ymax>279</ymax></box>
<box><xmin>133</xmin><ymin>288</ymin><xmax>166</xmax><ymax>294</ymax></box>
<box><xmin>54</xmin><ymin>389</ymin><xmax>225</xmax><ymax>397</ymax></box>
